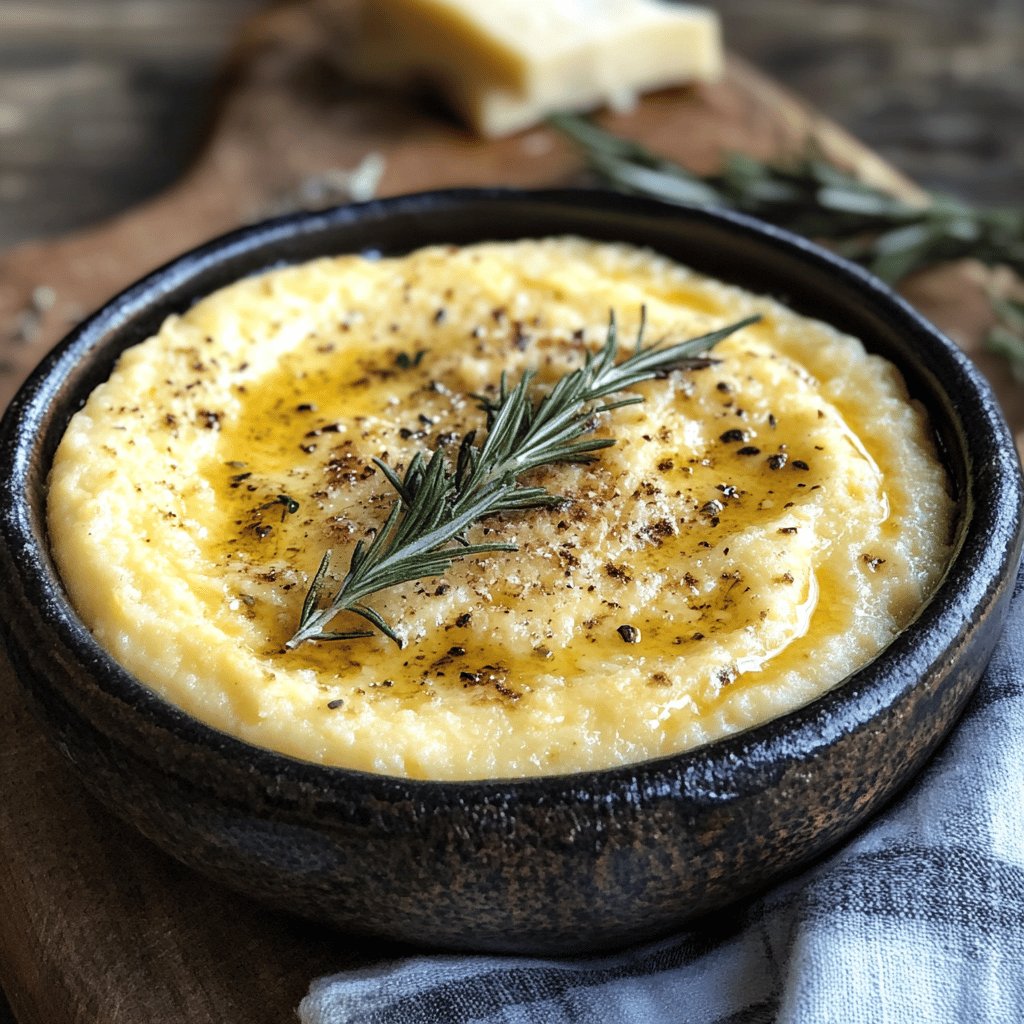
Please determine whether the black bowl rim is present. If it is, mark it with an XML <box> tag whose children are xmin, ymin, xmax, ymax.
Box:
<box><xmin>2</xmin><ymin>186</ymin><xmax>1022</xmax><ymax>806</ymax></box>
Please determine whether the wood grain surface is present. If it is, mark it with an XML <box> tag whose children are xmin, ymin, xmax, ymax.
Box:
<box><xmin>0</xmin><ymin>2</ymin><xmax>1020</xmax><ymax>1022</ymax></box>
<box><xmin>2</xmin><ymin>0</ymin><xmax>1021</xmax><ymax>252</ymax></box>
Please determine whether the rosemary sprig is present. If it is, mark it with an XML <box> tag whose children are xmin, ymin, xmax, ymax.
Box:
<box><xmin>286</xmin><ymin>311</ymin><xmax>759</xmax><ymax>649</ymax></box>
<box><xmin>551</xmin><ymin>113</ymin><xmax>1024</xmax><ymax>370</ymax></box>
<box><xmin>986</xmin><ymin>296</ymin><xmax>1024</xmax><ymax>382</ymax></box>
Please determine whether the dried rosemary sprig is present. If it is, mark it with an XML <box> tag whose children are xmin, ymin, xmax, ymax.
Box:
<box><xmin>551</xmin><ymin>113</ymin><xmax>1024</xmax><ymax>372</ymax></box>
<box><xmin>286</xmin><ymin>311</ymin><xmax>759</xmax><ymax>649</ymax></box>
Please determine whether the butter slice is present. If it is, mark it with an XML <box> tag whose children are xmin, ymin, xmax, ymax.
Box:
<box><xmin>352</xmin><ymin>0</ymin><xmax>723</xmax><ymax>136</ymax></box>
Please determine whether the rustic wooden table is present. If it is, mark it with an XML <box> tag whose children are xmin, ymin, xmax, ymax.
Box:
<box><xmin>0</xmin><ymin>0</ymin><xmax>1020</xmax><ymax>253</ymax></box>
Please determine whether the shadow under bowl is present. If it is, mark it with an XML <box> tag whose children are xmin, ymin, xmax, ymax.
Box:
<box><xmin>0</xmin><ymin>189</ymin><xmax>1021</xmax><ymax>954</ymax></box>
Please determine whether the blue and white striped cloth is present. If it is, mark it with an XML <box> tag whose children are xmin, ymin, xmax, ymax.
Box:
<box><xmin>300</xmin><ymin>566</ymin><xmax>1024</xmax><ymax>1024</ymax></box>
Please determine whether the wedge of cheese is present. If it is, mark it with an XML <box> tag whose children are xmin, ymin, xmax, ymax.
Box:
<box><xmin>351</xmin><ymin>0</ymin><xmax>723</xmax><ymax>136</ymax></box>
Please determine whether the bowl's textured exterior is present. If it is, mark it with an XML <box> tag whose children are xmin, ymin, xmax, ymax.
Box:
<box><xmin>1</xmin><ymin>190</ymin><xmax>1021</xmax><ymax>954</ymax></box>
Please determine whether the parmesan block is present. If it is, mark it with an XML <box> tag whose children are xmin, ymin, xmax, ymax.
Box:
<box><xmin>350</xmin><ymin>0</ymin><xmax>723</xmax><ymax>136</ymax></box>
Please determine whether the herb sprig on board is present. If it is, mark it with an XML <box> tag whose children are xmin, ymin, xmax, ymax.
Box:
<box><xmin>286</xmin><ymin>311</ymin><xmax>759</xmax><ymax>649</ymax></box>
<box><xmin>551</xmin><ymin>112</ymin><xmax>1024</xmax><ymax>378</ymax></box>
<box><xmin>987</xmin><ymin>296</ymin><xmax>1024</xmax><ymax>383</ymax></box>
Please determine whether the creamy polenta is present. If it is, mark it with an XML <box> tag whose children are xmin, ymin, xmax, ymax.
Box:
<box><xmin>47</xmin><ymin>238</ymin><xmax>954</xmax><ymax>779</ymax></box>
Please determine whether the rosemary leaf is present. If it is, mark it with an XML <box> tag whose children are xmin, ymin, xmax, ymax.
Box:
<box><xmin>986</xmin><ymin>297</ymin><xmax>1024</xmax><ymax>383</ymax></box>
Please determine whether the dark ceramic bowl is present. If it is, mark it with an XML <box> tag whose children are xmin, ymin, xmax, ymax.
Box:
<box><xmin>1</xmin><ymin>190</ymin><xmax>1021</xmax><ymax>955</ymax></box>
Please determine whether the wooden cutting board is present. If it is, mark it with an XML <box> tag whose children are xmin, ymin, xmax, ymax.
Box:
<box><xmin>1</xmin><ymin>3</ymin><xmax>1021</xmax><ymax>1022</ymax></box>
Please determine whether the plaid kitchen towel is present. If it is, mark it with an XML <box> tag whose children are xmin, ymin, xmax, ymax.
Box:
<box><xmin>300</xmin><ymin>566</ymin><xmax>1024</xmax><ymax>1024</ymax></box>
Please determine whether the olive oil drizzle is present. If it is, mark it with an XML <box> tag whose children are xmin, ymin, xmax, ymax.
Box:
<box><xmin>286</xmin><ymin>310</ymin><xmax>761</xmax><ymax>649</ymax></box>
